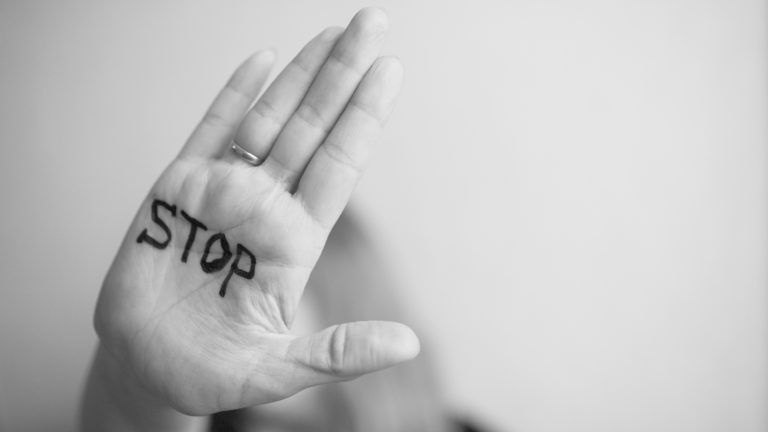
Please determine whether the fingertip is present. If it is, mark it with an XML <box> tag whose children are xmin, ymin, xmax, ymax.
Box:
<box><xmin>235</xmin><ymin>49</ymin><xmax>277</xmax><ymax>82</ymax></box>
<box><xmin>251</xmin><ymin>48</ymin><xmax>278</xmax><ymax>66</ymax></box>
<box><xmin>373</xmin><ymin>55</ymin><xmax>404</xmax><ymax>86</ymax></box>
<box><xmin>226</xmin><ymin>49</ymin><xmax>277</xmax><ymax>95</ymax></box>
<box><xmin>355</xmin><ymin>56</ymin><xmax>404</xmax><ymax>121</ymax></box>
<box><xmin>350</xmin><ymin>7</ymin><xmax>389</xmax><ymax>35</ymax></box>
<box><xmin>388</xmin><ymin>321</ymin><xmax>421</xmax><ymax>362</ymax></box>
<box><xmin>342</xmin><ymin>321</ymin><xmax>420</xmax><ymax>374</ymax></box>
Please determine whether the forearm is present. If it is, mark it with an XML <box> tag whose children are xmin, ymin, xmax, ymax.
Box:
<box><xmin>80</xmin><ymin>344</ymin><xmax>209</xmax><ymax>432</ymax></box>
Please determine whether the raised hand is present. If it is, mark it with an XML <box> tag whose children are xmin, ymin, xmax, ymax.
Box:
<box><xmin>94</xmin><ymin>8</ymin><xmax>417</xmax><ymax>416</ymax></box>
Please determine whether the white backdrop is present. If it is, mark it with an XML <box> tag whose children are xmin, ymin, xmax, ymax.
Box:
<box><xmin>0</xmin><ymin>1</ymin><xmax>766</xmax><ymax>431</ymax></box>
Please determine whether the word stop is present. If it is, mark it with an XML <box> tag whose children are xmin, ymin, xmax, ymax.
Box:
<box><xmin>136</xmin><ymin>198</ymin><xmax>256</xmax><ymax>297</ymax></box>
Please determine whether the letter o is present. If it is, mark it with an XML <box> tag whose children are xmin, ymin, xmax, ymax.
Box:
<box><xmin>200</xmin><ymin>233</ymin><xmax>233</xmax><ymax>273</ymax></box>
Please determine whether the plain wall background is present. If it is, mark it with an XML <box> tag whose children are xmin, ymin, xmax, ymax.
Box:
<box><xmin>0</xmin><ymin>0</ymin><xmax>766</xmax><ymax>431</ymax></box>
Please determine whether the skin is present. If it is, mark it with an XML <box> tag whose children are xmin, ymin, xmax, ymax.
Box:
<box><xmin>81</xmin><ymin>8</ymin><xmax>419</xmax><ymax>432</ymax></box>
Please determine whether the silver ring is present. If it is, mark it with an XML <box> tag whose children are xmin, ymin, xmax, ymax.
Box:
<box><xmin>230</xmin><ymin>142</ymin><xmax>262</xmax><ymax>166</ymax></box>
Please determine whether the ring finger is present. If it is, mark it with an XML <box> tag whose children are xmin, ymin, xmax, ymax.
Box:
<box><xmin>223</xmin><ymin>26</ymin><xmax>343</xmax><ymax>165</ymax></box>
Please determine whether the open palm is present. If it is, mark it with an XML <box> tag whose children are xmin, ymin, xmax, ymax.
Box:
<box><xmin>94</xmin><ymin>8</ymin><xmax>418</xmax><ymax>416</ymax></box>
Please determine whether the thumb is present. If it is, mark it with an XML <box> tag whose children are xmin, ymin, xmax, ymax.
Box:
<box><xmin>287</xmin><ymin>321</ymin><xmax>420</xmax><ymax>383</ymax></box>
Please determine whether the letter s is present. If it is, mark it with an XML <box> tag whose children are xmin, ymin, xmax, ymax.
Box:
<box><xmin>136</xmin><ymin>199</ymin><xmax>177</xmax><ymax>249</ymax></box>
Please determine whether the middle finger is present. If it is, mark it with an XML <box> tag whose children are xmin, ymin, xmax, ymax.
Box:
<box><xmin>260</xmin><ymin>7</ymin><xmax>389</xmax><ymax>188</ymax></box>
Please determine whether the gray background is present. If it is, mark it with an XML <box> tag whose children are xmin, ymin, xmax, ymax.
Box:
<box><xmin>0</xmin><ymin>0</ymin><xmax>766</xmax><ymax>431</ymax></box>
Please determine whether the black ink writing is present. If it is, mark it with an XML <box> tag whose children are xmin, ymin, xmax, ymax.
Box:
<box><xmin>135</xmin><ymin>198</ymin><xmax>257</xmax><ymax>297</ymax></box>
<box><xmin>200</xmin><ymin>233</ymin><xmax>232</xmax><ymax>273</ymax></box>
<box><xmin>180</xmin><ymin>210</ymin><xmax>207</xmax><ymax>263</ymax></box>
<box><xmin>136</xmin><ymin>199</ymin><xmax>176</xmax><ymax>249</ymax></box>
<box><xmin>220</xmin><ymin>244</ymin><xmax>256</xmax><ymax>297</ymax></box>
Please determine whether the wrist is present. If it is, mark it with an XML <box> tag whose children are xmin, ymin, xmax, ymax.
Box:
<box><xmin>81</xmin><ymin>343</ymin><xmax>208</xmax><ymax>432</ymax></box>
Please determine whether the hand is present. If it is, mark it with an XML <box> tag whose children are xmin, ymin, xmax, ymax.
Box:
<box><xmin>94</xmin><ymin>8</ymin><xmax>417</xmax><ymax>416</ymax></box>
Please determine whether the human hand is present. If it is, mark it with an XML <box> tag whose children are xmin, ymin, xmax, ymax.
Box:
<box><xmin>94</xmin><ymin>8</ymin><xmax>417</xmax><ymax>416</ymax></box>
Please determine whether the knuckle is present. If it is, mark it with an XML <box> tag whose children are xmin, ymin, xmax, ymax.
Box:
<box><xmin>203</xmin><ymin>109</ymin><xmax>232</xmax><ymax>130</ymax></box>
<box><xmin>318</xmin><ymin>26</ymin><xmax>344</xmax><ymax>42</ymax></box>
<box><xmin>328</xmin><ymin>324</ymin><xmax>348</xmax><ymax>375</ymax></box>
<box><xmin>296</xmin><ymin>102</ymin><xmax>330</xmax><ymax>133</ymax></box>
<box><xmin>328</xmin><ymin>50</ymin><xmax>365</xmax><ymax>78</ymax></box>
<box><xmin>321</xmin><ymin>142</ymin><xmax>363</xmax><ymax>175</ymax></box>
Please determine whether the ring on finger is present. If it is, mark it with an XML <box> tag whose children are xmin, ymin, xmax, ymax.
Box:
<box><xmin>230</xmin><ymin>141</ymin><xmax>263</xmax><ymax>166</ymax></box>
